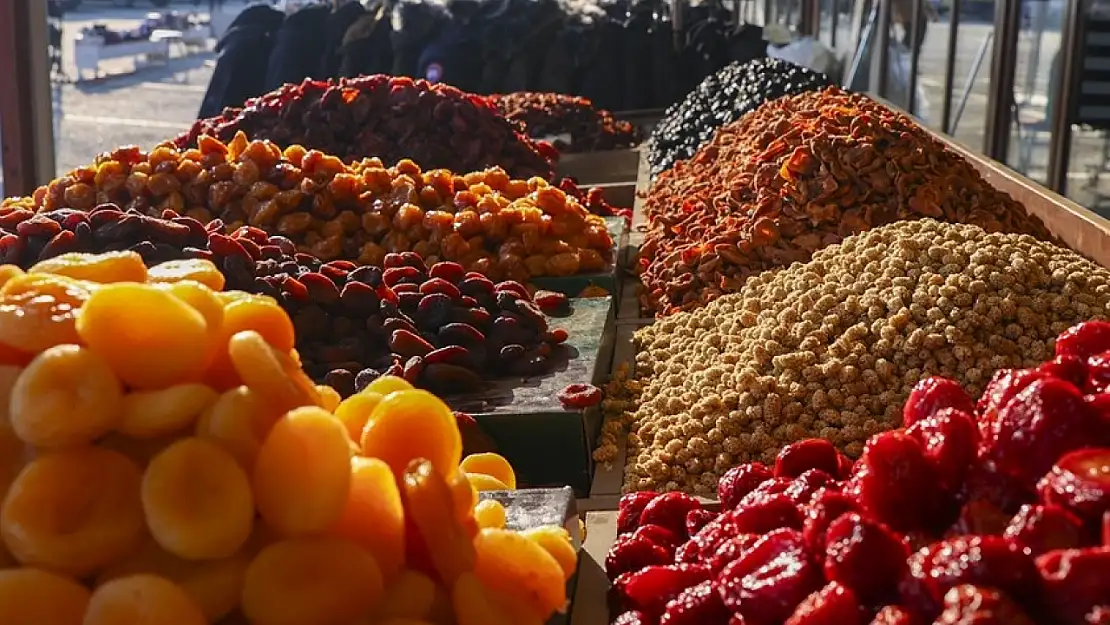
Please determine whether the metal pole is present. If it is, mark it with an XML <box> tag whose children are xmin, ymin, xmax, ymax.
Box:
<box><xmin>0</xmin><ymin>0</ymin><xmax>54</xmax><ymax>196</ymax></box>
<box><xmin>672</xmin><ymin>0</ymin><xmax>685</xmax><ymax>52</ymax></box>
<box><xmin>952</xmin><ymin>31</ymin><xmax>993</xmax><ymax>135</ymax></box>
<box><xmin>870</xmin><ymin>0</ymin><xmax>892</xmax><ymax>98</ymax></box>
<box><xmin>763</xmin><ymin>0</ymin><xmax>773</xmax><ymax>24</ymax></box>
<box><xmin>830</xmin><ymin>0</ymin><xmax>840</xmax><ymax>48</ymax></box>
<box><xmin>983</xmin><ymin>0</ymin><xmax>1021</xmax><ymax>161</ymax></box>
<box><xmin>941</xmin><ymin>0</ymin><xmax>961</xmax><ymax>133</ymax></box>
<box><xmin>1047</xmin><ymin>0</ymin><xmax>1085</xmax><ymax>193</ymax></box>
<box><xmin>907</xmin><ymin>0</ymin><xmax>923</xmax><ymax>114</ymax></box>
<box><xmin>800</xmin><ymin>0</ymin><xmax>820</xmax><ymax>35</ymax></box>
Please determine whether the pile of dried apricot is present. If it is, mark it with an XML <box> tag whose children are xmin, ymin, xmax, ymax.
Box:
<box><xmin>0</xmin><ymin>251</ymin><xmax>575</xmax><ymax>625</ymax></box>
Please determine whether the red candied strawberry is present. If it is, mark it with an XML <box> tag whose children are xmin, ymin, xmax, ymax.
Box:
<box><xmin>1087</xmin><ymin>606</ymin><xmax>1110</xmax><ymax>624</ymax></box>
<box><xmin>976</xmin><ymin>369</ymin><xmax>1048</xmax><ymax>440</ymax></box>
<box><xmin>619</xmin><ymin>491</ymin><xmax>661</xmax><ymax>535</ymax></box>
<box><xmin>1104</xmin><ymin>511</ymin><xmax>1110</xmax><ymax>546</ymax></box>
<box><xmin>824</xmin><ymin>512</ymin><xmax>909</xmax><ymax>605</ymax></box>
<box><xmin>706</xmin><ymin>533</ymin><xmax>764</xmax><ymax>575</ymax></box>
<box><xmin>613</xmin><ymin>610</ymin><xmax>652</xmax><ymax>625</ymax></box>
<box><xmin>784</xmin><ymin>469</ymin><xmax>838</xmax><ymax>506</ymax></box>
<box><xmin>933</xmin><ymin>585</ymin><xmax>1035</xmax><ymax>625</ymax></box>
<box><xmin>659</xmin><ymin>580</ymin><xmax>730</xmax><ymax>625</ymax></box>
<box><xmin>906</xmin><ymin>407</ymin><xmax>979</xmax><ymax>492</ymax></box>
<box><xmin>633</xmin><ymin>525</ymin><xmax>681</xmax><ymax>559</ymax></box>
<box><xmin>947</xmin><ymin>499</ymin><xmax>1011</xmax><ymax>538</ymax></box>
<box><xmin>836</xmin><ymin>452</ymin><xmax>856</xmax><ymax>480</ymax></box>
<box><xmin>640</xmin><ymin>493</ymin><xmax>703</xmax><ymax>540</ymax></box>
<box><xmin>982</xmin><ymin>378</ymin><xmax>1107</xmax><ymax>488</ymax></box>
<box><xmin>1038</xmin><ymin>354</ymin><xmax>1089</xmax><ymax>388</ymax></box>
<box><xmin>775</xmin><ymin>439</ymin><xmax>841</xmax><ymax>479</ymax></box>
<box><xmin>1002</xmin><ymin>504</ymin><xmax>1084</xmax><ymax>557</ymax></box>
<box><xmin>728</xmin><ymin>492</ymin><xmax>804</xmax><ymax>534</ymax></box>
<box><xmin>802</xmin><ymin>489</ymin><xmax>863</xmax><ymax>558</ymax></box>
<box><xmin>904</xmin><ymin>377</ymin><xmax>975</xmax><ymax>428</ymax></box>
<box><xmin>870</xmin><ymin>605</ymin><xmax>919</xmax><ymax>625</ymax></box>
<box><xmin>1037</xmin><ymin>547</ymin><xmax>1110</xmax><ymax>625</ymax></box>
<box><xmin>686</xmin><ymin>508</ymin><xmax>719</xmax><ymax>537</ymax></box>
<box><xmin>675</xmin><ymin>540</ymin><xmax>700</xmax><ymax>564</ymax></box>
<box><xmin>959</xmin><ymin>460</ymin><xmax>1034</xmax><ymax>515</ymax></box>
<box><xmin>688</xmin><ymin>520</ymin><xmax>737</xmax><ymax>562</ymax></box>
<box><xmin>902</xmin><ymin>531</ymin><xmax>936</xmax><ymax>554</ymax></box>
<box><xmin>1086</xmin><ymin>393</ymin><xmax>1110</xmax><ymax>421</ymax></box>
<box><xmin>738</xmin><ymin>476</ymin><xmax>793</xmax><ymax>509</ymax></box>
<box><xmin>847</xmin><ymin>432</ymin><xmax>944</xmax><ymax>532</ymax></box>
<box><xmin>1088</xmin><ymin>352</ymin><xmax>1110</xmax><ymax>394</ymax></box>
<box><xmin>719</xmin><ymin>463</ymin><xmax>774</xmax><ymax>510</ymax></box>
<box><xmin>607</xmin><ymin>532</ymin><xmax>673</xmax><ymax>581</ymax></box>
<box><xmin>716</xmin><ymin>528</ymin><xmax>821</xmax><ymax>624</ymax></box>
<box><xmin>784</xmin><ymin>582</ymin><xmax>865</xmax><ymax>625</ymax></box>
<box><xmin>1056</xmin><ymin>321</ymin><xmax>1110</xmax><ymax>360</ymax></box>
<box><xmin>1038</xmin><ymin>448</ymin><xmax>1110</xmax><ymax>526</ymax></box>
<box><xmin>729</xmin><ymin>617</ymin><xmax>748</xmax><ymax>625</ymax></box>
<box><xmin>614</xmin><ymin>564</ymin><xmax>712</xmax><ymax>617</ymax></box>
<box><xmin>899</xmin><ymin>536</ymin><xmax>1039</xmax><ymax>619</ymax></box>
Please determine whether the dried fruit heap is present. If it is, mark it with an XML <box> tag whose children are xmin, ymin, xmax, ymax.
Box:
<box><xmin>0</xmin><ymin>253</ymin><xmax>575</xmax><ymax>625</ymax></box>
<box><xmin>639</xmin><ymin>88</ymin><xmax>1053</xmax><ymax>315</ymax></box>
<box><xmin>604</xmin><ymin>320</ymin><xmax>1110</xmax><ymax>625</ymax></box>
<box><xmin>176</xmin><ymin>76</ymin><xmax>556</xmax><ymax>180</ymax></box>
<box><xmin>488</xmin><ymin>92</ymin><xmax>642</xmax><ymax>153</ymax></box>
<box><xmin>4</xmin><ymin>134</ymin><xmax>614</xmax><ymax>280</ymax></box>
<box><xmin>601</xmin><ymin>220</ymin><xmax>1110</xmax><ymax>494</ymax></box>
<box><xmin>0</xmin><ymin>207</ymin><xmax>571</xmax><ymax>397</ymax></box>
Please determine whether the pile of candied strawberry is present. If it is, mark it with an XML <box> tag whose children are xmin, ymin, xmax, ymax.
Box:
<box><xmin>606</xmin><ymin>320</ymin><xmax>1110</xmax><ymax>625</ymax></box>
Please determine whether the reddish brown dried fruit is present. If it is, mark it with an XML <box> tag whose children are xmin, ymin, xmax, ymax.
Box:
<box><xmin>659</xmin><ymin>579</ymin><xmax>730</xmax><ymax>625</ymax></box>
<box><xmin>533</xmin><ymin>289</ymin><xmax>570</xmax><ymax>313</ymax></box>
<box><xmin>557</xmin><ymin>383</ymin><xmax>603</xmax><ymax>409</ymax></box>
<box><xmin>903</xmin><ymin>378</ymin><xmax>975</xmax><ymax>428</ymax></box>
<box><xmin>1002</xmin><ymin>504</ymin><xmax>1084</xmax><ymax>557</ymax></box>
<box><xmin>419</xmin><ymin>277</ymin><xmax>462</xmax><ymax>300</ymax></box>
<box><xmin>784</xmin><ymin>582</ymin><xmax>865</xmax><ymax>625</ymax></box>
<box><xmin>618</xmin><ymin>492</ymin><xmax>660</xmax><ymax>536</ymax></box>
<box><xmin>869</xmin><ymin>605</ymin><xmax>918</xmax><ymax>625</ymax></box>
<box><xmin>639</xmin><ymin>493</ymin><xmax>703</xmax><ymax>540</ymax></box>
<box><xmin>685</xmin><ymin>508</ymin><xmax>719</xmax><ymax>537</ymax></box>
<box><xmin>614</xmin><ymin>564</ymin><xmax>712</xmax><ymax>617</ymax></box>
<box><xmin>716</xmin><ymin>528</ymin><xmax>821</xmax><ymax>624</ymax></box>
<box><xmin>906</xmin><ymin>408</ymin><xmax>979</xmax><ymax>492</ymax></box>
<box><xmin>1037</xmin><ymin>547</ymin><xmax>1110</xmax><ymax>625</ymax></box>
<box><xmin>934</xmin><ymin>585</ymin><xmax>1035</xmax><ymax>625</ymax></box>
<box><xmin>775</xmin><ymin>439</ymin><xmax>840</xmax><ymax>479</ymax></box>
<box><xmin>632</xmin><ymin>524</ymin><xmax>681</xmax><ymax>556</ymax></box>
<box><xmin>784</xmin><ymin>469</ymin><xmax>837</xmax><ymax>506</ymax></box>
<box><xmin>802</xmin><ymin>489</ymin><xmax>862</xmax><ymax>558</ymax></box>
<box><xmin>705</xmin><ymin>532</ymin><xmax>762</xmax><ymax>575</ymax></box>
<box><xmin>847</xmin><ymin>432</ymin><xmax>944</xmax><ymax>532</ymax></box>
<box><xmin>1036</xmin><ymin>355</ymin><xmax>1088</xmax><ymax>388</ymax></box>
<box><xmin>1037</xmin><ymin>448</ymin><xmax>1110</xmax><ymax>526</ymax></box>
<box><xmin>948</xmin><ymin>499</ymin><xmax>1011</xmax><ymax>537</ymax></box>
<box><xmin>606</xmin><ymin>533</ymin><xmax>673</xmax><ymax>582</ymax></box>
<box><xmin>388</xmin><ymin>328</ymin><xmax>435</xmax><ymax>358</ymax></box>
<box><xmin>718</xmin><ymin>462</ymin><xmax>774</xmax><ymax>511</ymax></box>
<box><xmin>824</xmin><ymin>513</ymin><xmax>909</xmax><ymax>605</ymax></box>
<box><xmin>1057</xmin><ymin>321</ymin><xmax>1110</xmax><ymax>361</ymax></box>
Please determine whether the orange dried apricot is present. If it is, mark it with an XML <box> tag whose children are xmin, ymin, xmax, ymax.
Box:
<box><xmin>119</xmin><ymin>384</ymin><xmax>219</xmax><ymax>439</ymax></box>
<box><xmin>330</xmin><ymin>456</ymin><xmax>404</xmax><ymax>579</ymax></box>
<box><xmin>359</xmin><ymin>390</ymin><xmax>462</xmax><ymax>478</ymax></box>
<box><xmin>401</xmin><ymin>459</ymin><xmax>475</xmax><ymax>585</ymax></box>
<box><xmin>142</xmin><ymin>437</ymin><xmax>254</xmax><ymax>560</ymax></box>
<box><xmin>28</xmin><ymin>251</ymin><xmax>148</xmax><ymax>284</ymax></box>
<box><xmin>195</xmin><ymin>385</ymin><xmax>279</xmax><ymax>469</ymax></box>
<box><xmin>465</xmin><ymin>472</ymin><xmax>510</xmax><ymax>492</ymax></box>
<box><xmin>76</xmin><ymin>283</ymin><xmax>209</xmax><ymax>389</ymax></box>
<box><xmin>153</xmin><ymin>280</ymin><xmax>225</xmax><ymax>372</ymax></box>
<box><xmin>460</xmin><ymin>453</ymin><xmax>516</xmax><ymax>489</ymax></box>
<box><xmin>317</xmin><ymin>384</ymin><xmax>341</xmax><ymax>411</ymax></box>
<box><xmin>0</xmin><ymin>273</ymin><xmax>94</xmax><ymax>353</ymax></box>
<box><xmin>489</xmin><ymin>591</ymin><xmax>546</xmax><ymax>625</ymax></box>
<box><xmin>99</xmin><ymin>431</ymin><xmax>182</xmax><ymax>466</ymax></box>
<box><xmin>370</xmin><ymin>569</ymin><xmax>436</xmax><ymax>620</ymax></box>
<box><xmin>227</xmin><ymin>331</ymin><xmax>321</xmax><ymax>414</ymax></box>
<box><xmin>254</xmin><ymin>407</ymin><xmax>351</xmax><ymax>537</ymax></box>
<box><xmin>520</xmin><ymin>526</ymin><xmax>577</xmax><ymax>580</ymax></box>
<box><xmin>1</xmin><ymin>447</ymin><xmax>145</xmax><ymax>577</ymax></box>
<box><xmin>0</xmin><ymin>568</ymin><xmax>91</xmax><ymax>625</ymax></box>
<box><xmin>472</xmin><ymin>528</ymin><xmax>567</xmax><ymax>617</ymax></box>
<box><xmin>148</xmin><ymin>259</ymin><xmax>226</xmax><ymax>291</ymax></box>
<box><xmin>9</xmin><ymin>344</ymin><xmax>123</xmax><ymax>448</ymax></box>
<box><xmin>362</xmin><ymin>375</ymin><xmax>413</xmax><ymax>395</ymax></box>
<box><xmin>0</xmin><ymin>264</ymin><xmax>25</xmax><ymax>290</ymax></box>
<box><xmin>241</xmin><ymin>537</ymin><xmax>384</xmax><ymax>625</ymax></box>
<box><xmin>83</xmin><ymin>574</ymin><xmax>207</xmax><ymax>625</ymax></box>
<box><xmin>334</xmin><ymin>391</ymin><xmax>383</xmax><ymax>441</ymax></box>
<box><xmin>473</xmin><ymin>499</ymin><xmax>507</xmax><ymax>530</ymax></box>
<box><xmin>222</xmin><ymin>296</ymin><xmax>295</xmax><ymax>352</ymax></box>
<box><xmin>451</xmin><ymin>572</ymin><xmax>513</xmax><ymax>625</ymax></box>
<box><xmin>447</xmin><ymin>471</ymin><xmax>479</xmax><ymax>523</ymax></box>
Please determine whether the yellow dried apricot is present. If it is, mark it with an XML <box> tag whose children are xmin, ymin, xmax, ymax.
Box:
<box><xmin>520</xmin><ymin>526</ymin><xmax>577</xmax><ymax>580</ymax></box>
<box><xmin>0</xmin><ymin>273</ymin><xmax>94</xmax><ymax>353</ymax></box>
<box><xmin>153</xmin><ymin>281</ymin><xmax>225</xmax><ymax>373</ymax></box>
<box><xmin>447</xmin><ymin>471</ymin><xmax>479</xmax><ymax>523</ymax></box>
<box><xmin>370</xmin><ymin>569</ymin><xmax>436</xmax><ymax>620</ymax></box>
<box><xmin>0</xmin><ymin>264</ymin><xmax>25</xmax><ymax>290</ymax></box>
<box><xmin>241</xmin><ymin>537</ymin><xmax>384</xmax><ymax>625</ymax></box>
<box><xmin>142</xmin><ymin>437</ymin><xmax>254</xmax><ymax>560</ymax></box>
<box><xmin>254</xmin><ymin>407</ymin><xmax>351</xmax><ymax>537</ymax></box>
<box><xmin>452</xmin><ymin>572</ymin><xmax>513</xmax><ymax>625</ymax></box>
<box><xmin>227</xmin><ymin>331</ymin><xmax>321</xmax><ymax>414</ymax></box>
<box><xmin>474</xmin><ymin>499</ymin><xmax>507</xmax><ymax>530</ymax></box>
<box><xmin>359</xmin><ymin>390</ymin><xmax>462</xmax><ymax>478</ymax></box>
<box><xmin>8</xmin><ymin>344</ymin><xmax>123</xmax><ymax>448</ymax></box>
<box><xmin>76</xmin><ymin>283</ymin><xmax>209</xmax><ymax>389</ymax></box>
<box><xmin>222</xmin><ymin>296</ymin><xmax>295</xmax><ymax>352</ymax></box>
<box><xmin>98</xmin><ymin>431</ymin><xmax>181</xmax><ymax>466</ymax></box>
<box><xmin>317</xmin><ymin>384</ymin><xmax>341</xmax><ymax>411</ymax></box>
<box><xmin>330</xmin><ymin>456</ymin><xmax>404</xmax><ymax>579</ymax></box>
<box><xmin>473</xmin><ymin>528</ymin><xmax>567</xmax><ymax>617</ymax></box>
<box><xmin>334</xmin><ymin>391</ymin><xmax>383</xmax><ymax>441</ymax></box>
<box><xmin>465</xmin><ymin>472</ymin><xmax>510</xmax><ymax>492</ymax></box>
<box><xmin>362</xmin><ymin>375</ymin><xmax>413</xmax><ymax>395</ymax></box>
<box><xmin>460</xmin><ymin>453</ymin><xmax>516</xmax><ymax>489</ymax></box>
<box><xmin>1</xmin><ymin>447</ymin><xmax>145</xmax><ymax>577</ymax></box>
<box><xmin>195</xmin><ymin>385</ymin><xmax>279</xmax><ymax>469</ymax></box>
<box><xmin>29</xmin><ymin>251</ymin><xmax>148</xmax><ymax>284</ymax></box>
<box><xmin>119</xmin><ymin>384</ymin><xmax>219</xmax><ymax>439</ymax></box>
<box><xmin>83</xmin><ymin>574</ymin><xmax>207</xmax><ymax>625</ymax></box>
<box><xmin>489</xmin><ymin>591</ymin><xmax>546</xmax><ymax>625</ymax></box>
<box><xmin>401</xmin><ymin>459</ymin><xmax>475</xmax><ymax>585</ymax></box>
<box><xmin>0</xmin><ymin>364</ymin><xmax>24</xmax><ymax>423</ymax></box>
<box><xmin>148</xmin><ymin>259</ymin><xmax>226</xmax><ymax>291</ymax></box>
<box><xmin>0</xmin><ymin>568</ymin><xmax>91</xmax><ymax>625</ymax></box>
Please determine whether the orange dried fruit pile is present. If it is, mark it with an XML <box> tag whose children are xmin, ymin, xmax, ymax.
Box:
<box><xmin>0</xmin><ymin>251</ymin><xmax>575</xmax><ymax>624</ymax></box>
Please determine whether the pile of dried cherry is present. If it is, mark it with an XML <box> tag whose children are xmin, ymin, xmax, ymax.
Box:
<box><xmin>488</xmin><ymin>92</ymin><xmax>642</xmax><ymax>153</ymax></box>
<box><xmin>0</xmin><ymin>204</ymin><xmax>570</xmax><ymax>398</ymax></box>
<box><xmin>606</xmin><ymin>320</ymin><xmax>1110</xmax><ymax>625</ymax></box>
<box><xmin>175</xmin><ymin>76</ymin><xmax>557</xmax><ymax>180</ymax></box>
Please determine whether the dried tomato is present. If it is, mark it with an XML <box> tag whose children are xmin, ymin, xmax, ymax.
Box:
<box><xmin>558</xmin><ymin>383</ymin><xmax>603</xmax><ymax>409</ymax></box>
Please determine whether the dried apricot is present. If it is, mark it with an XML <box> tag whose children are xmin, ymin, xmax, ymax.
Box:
<box><xmin>1</xmin><ymin>447</ymin><xmax>145</xmax><ymax>577</ymax></box>
<box><xmin>76</xmin><ymin>283</ymin><xmax>210</xmax><ymax>389</ymax></box>
<box><xmin>460</xmin><ymin>453</ymin><xmax>516</xmax><ymax>489</ymax></box>
<box><xmin>228</xmin><ymin>331</ymin><xmax>322</xmax><ymax>413</ymax></box>
<box><xmin>490</xmin><ymin>591</ymin><xmax>546</xmax><ymax>625</ymax></box>
<box><xmin>401</xmin><ymin>459</ymin><xmax>475</xmax><ymax>585</ymax></box>
<box><xmin>29</xmin><ymin>251</ymin><xmax>148</xmax><ymax>284</ymax></box>
<box><xmin>452</xmin><ymin>572</ymin><xmax>514</xmax><ymax>625</ymax></box>
<box><xmin>148</xmin><ymin>259</ymin><xmax>226</xmax><ymax>291</ymax></box>
<box><xmin>473</xmin><ymin>528</ymin><xmax>567</xmax><ymax>616</ymax></box>
<box><xmin>448</xmin><ymin>471</ymin><xmax>479</xmax><ymax>522</ymax></box>
<box><xmin>370</xmin><ymin>569</ymin><xmax>436</xmax><ymax>620</ymax></box>
<box><xmin>316</xmin><ymin>384</ymin><xmax>341</xmax><ymax>411</ymax></box>
<box><xmin>195</xmin><ymin>385</ymin><xmax>279</xmax><ymax>469</ymax></box>
<box><xmin>83</xmin><ymin>574</ymin><xmax>207</xmax><ymax>625</ymax></box>
<box><xmin>119</xmin><ymin>384</ymin><xmax>219</xmax><ymax>439</ymax></box>
<box><xmin>241</xmin><ymin>537</ymin><xmax>384</xmax><ymax>625</ymax></box>
<box><xmin>330</xmin><ymin>456</ymin><xmax>405</xmax><ymax>579</ymax></box>
<box><xmin>8</xmin><ymin>344</ymin><xmax>122</xmax><ymax>448</ymax></box>
<box><xmin>520</xmin><ymin>526</ymin><xmax>577</xmax><ymax>580</ymax></box>
<box><xmin>334</xmin><ymin>391</ymin><xmax>383</xmax><ymax>441</ymax></box>
<box><xmin>0</xmin><ymin>264</ymin><xmax>24</xmax><ymax>290</ymax></box>
<box><xmin>142</xmin><ymin>437</ymin><xmax>254</xmax><ymax>560</ymax></box>
<box><xmin>363</xmin><ymin>375</ymin><xmax>413</xmax><ymax>395</ymax></box>
<box><xmin>223</xmin><ymin>296</ymin><xmax>296</xmax><ymax>352</ymax></box>
<box><xmin>254</xmin><ymin>407</ymin><xmax>351</xmax><ymax>536</ymax></box>
<box><xmin>474</xmin><ymin>499</ymin><xmax>507</xmax><ymax>529</ymax></box>
<box><xmin>0</xmin><ymin>568</ymin><xmax>91</xmax><ymax>625</ymax></box>
<box><xmin>153</xmin><ymin>281</ymin><xmax>225</xmax><ymax>372</ymax></box>
<box><xmin>98</xmin><ymin>431</ymin><xmax>183</xmax><ymax>466</ymax></box>
<box><xmin>466</xmin><ymin>472</ymin><xmax>510</xmax><ymax>492</ymax></box>
<box><xmin>0</xmin><ymin>273</ymin><xmax>94</xmax><ymax>353</ymax></box>
<box><xmin>360</xmin><ymin>390</ymin><xmax>462</xmax><ymax>478</ymax></box>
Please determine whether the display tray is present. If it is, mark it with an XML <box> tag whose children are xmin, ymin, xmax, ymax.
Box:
<box><xmin>591</xmin><ymin>181</ymin><xmax>637</xmax><ymax>209</ymax></box>
<box><xmin>533</xmin><ymin>216</ymin><xmax>627</xmax><ymax>298</ymax></box>
<box><xmin>556</xmin><ymin>149</ymin><xmax>641</xmax><ymax>186</ymax></box>
<box><xmin>445</xmin><ymin>296</ymin><xmax>616</xmax><ymax>496</ymax></box>
<box><xmin>614</xmin><ymin>108</ymin><xmax>666</xmax><ymax>137</ymax></box>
